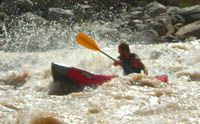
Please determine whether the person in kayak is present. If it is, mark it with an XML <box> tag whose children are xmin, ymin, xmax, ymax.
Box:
<box><xmin>113</xmin><ymin>43</ymin><xmax>148</xmax><ymax>75</ymax></box>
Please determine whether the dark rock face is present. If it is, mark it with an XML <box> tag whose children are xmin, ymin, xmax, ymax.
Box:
<box><xmin>144</xmin><ymin>2</ymin><xmax>167</xmax><ymax>17</ymax></box>
<box><xmin>175</xmin><ymin>21</ymin><xmax>200</xmax><ymax>40</ymax></box>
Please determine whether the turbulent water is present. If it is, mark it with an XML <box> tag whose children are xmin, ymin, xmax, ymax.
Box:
<box><xmin>0</xmin><ymin>19</ymin><xmax>200</xmax><ymax>123</ymax></box>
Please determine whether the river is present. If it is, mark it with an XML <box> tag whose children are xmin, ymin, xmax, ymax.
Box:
<box><xmin>0</xmin><ymin>19</ymin><xmax>200</xmax><ymax>124</ymax></box>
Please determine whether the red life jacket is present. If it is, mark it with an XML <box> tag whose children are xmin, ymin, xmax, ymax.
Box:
<box><xmin>119</xmin><ymin>53</ymin><xmax>145</xmax><ymax>75</ymax></box>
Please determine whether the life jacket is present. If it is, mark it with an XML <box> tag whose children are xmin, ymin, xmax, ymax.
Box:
<box><xmin>119</xmin><ymin>53</ymin><xmax>144</xmax><ymax>75</ymax></box>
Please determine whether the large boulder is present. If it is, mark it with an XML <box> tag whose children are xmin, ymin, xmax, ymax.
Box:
<box><xmin>175</xmin><ymin>21</ymin><xmax>200</xmax><ymax>40</ymax></box>
<box><xmin>144</xmin><ymin>14</ymin><xmax>175</xmax><ymax>37</ymax></box>
<box><xmin>144</xmin><ymin>2</ymin><xmax>167</xmax><ymax>17</ymax></box>
<box><xmin>178</xmin><ymin>5</ymin><xmax>200</xmax><ymax>23</ymax></box>
<box><xmin>0</xmin><ymin>0</ymin><xmax>33</xmax><ymax>15</ymax></box>
<box><xmin>167</xmin><ymin>7</ymin><xmax>185</xmax><ymax>24</ymax></box>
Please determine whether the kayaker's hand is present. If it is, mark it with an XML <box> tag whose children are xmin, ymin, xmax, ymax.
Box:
<box><xmin>113</xmin><ymin>61</ymin><xmax>122</xmax><ymax>66</ymax></box>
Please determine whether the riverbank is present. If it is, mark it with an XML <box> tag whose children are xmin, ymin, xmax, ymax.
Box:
<box><xmin>0</xmin><ymin>1</ymin><xmax>199</xmax><ymax>52</ymax></box>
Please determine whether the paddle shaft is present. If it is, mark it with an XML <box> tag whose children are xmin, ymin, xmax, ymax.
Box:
<box><xmin>100</xmin><ymin>50</ymin><xmax>116</xmax><ymax>61</ymax></box>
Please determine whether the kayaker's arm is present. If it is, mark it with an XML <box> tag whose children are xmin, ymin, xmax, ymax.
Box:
<box><xmin>113</xmin><ymin>60</ymin><xmax>122</xmax><ymax>66</ymax></box>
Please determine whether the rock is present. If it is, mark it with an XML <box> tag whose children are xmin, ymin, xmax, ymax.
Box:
<box><xmin>174</xmin><ymin>23</ymin><xmax>184</xmax><ymax>31</ymax></box>
<box><xmin>167</xmin><ymin>7</ymin><xmax>186</xmax><ymax>25</ymax></box>
<box><xmin>47</xmin><ymin>8</ymin><xmax>74</xmax><ymax>21</ymax></box>
<box><xmin>178</xmin><ymin>5</ymin><xmax>200</xmax><ymax>15</ymax></box>
<box><xmin>144</xmin><ymin>2</ymin><xmax>167</xmax><ymax>17</ymax></box>
<box><xmin>77</xmin><ymin>4</ymin><xmax>92</xmax><ymax>14</ymax></box>
<box><xmin>0</xmin><ymin>0</ymin><xmax>33</xmax><ymax>15</ymax></box>
<box><xmin>144</xmin><ymin>14</ymin><xmax>175</xmax><ymax>37</ymax></box>
<box><xmin>128</xmin><ymin>11</ymin><xmax>143</xmax><ymax>20</ymax></box>
<box><xmin>128</xmin><ymin>19</ymin><xmax>144</xmax><ymax>31</ymax></box>
<box><xmin>167</xmin><ymin>7</ymin><xmax>180</xmax><ymax>15</ymax></box>
<box><xmin>165</xmin><ymin>0</ymin><xmax>200</xmax><ymax>6</ymax></box>
<box><xmin>175</xmin><ymin>21</ymin><xmax>200</xmax><ymax>40</ymax></box>
<box><xmin>161</xmin><ymin>35</ymin><xmax>179</xmax><ymax>43</ymax></box>
<box><xmin>178</xmin><ymin>5</ymin><xmax>200</xmax><ymax>23</ymax></box>
<box><xmin>0</xmin><ymin>12</ymin><xmax>9</xmax><ymax>22</ymax></box>
<box><xmin>173</xmin><ymin>15</ymin><xmax>185</xmax><ymax>25</ymax></box>
<box><xmin>140</xmin><ymin>30</ymin><xmax>160</xmax><ymax>43</ymax></box>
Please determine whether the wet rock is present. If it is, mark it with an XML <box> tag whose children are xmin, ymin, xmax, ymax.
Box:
<box><xmin>144</xmin><ymin>2</ymin><xmax>167</xmax><ymax>17</ymax></box>
<box><xmin>165</xmin><ymin>0</ymin><xmax>200</xmax><ymax>6</ymax></box>
<box><xmin>140</xmin><ymin>30</ymin><xmax>160</xmax><ymax>43</ymax></box>
<box><xmin>144</xmin><ymin>14</ymin><xmax>175</xmax><ymax>37</ymax></box>
<box><xmin>161</xmin><ymin>35</ymin><xmax>179</xmax><ymax>43</ymax></box>
<box><xmin>0</xmin><ymin>0</ymin><xmax>33</xmax><ymax>15</ymax></box>
<box><xmin>167</xmin><ymin>7</ymin><xmax>185</xmax><ymax>25</ymax></box>
<box><xmin>171</xmin><ymin>15</ymin><xmax>185</xmax><ymax>25</ymax></box>
<box><xmin>145</xmin><ymin>20</ymin><xmax>167</xmax><ymax>36</ymax></box>
<box><xmin>128</xmin><ymin>19</ymin><xmax>144</xmax><ymax>31</ymax></box>
<box><xmin>178</xmin><ymin>5</ymin><xmax>200</xmax><ymax>23</ymax></box>
<box><xmin>77</xmin><ymin>4</ymin><xmax>92</xmax><ymax>14</ymax></box>
<box><xmin>128</xmin><ymin>11</ymin><xmax>143</xmax><ymax>20</ymax></box>
<box><xmin>0</xmin><ymin>12</ymin><xmax>9</xmax><ymax>22</ymax></box>
<box><xmin>174</xmin><ymin>23</ymin><xmax>184</xmax><ymax>31</ymax></box>
<box><xmin>167</xmin><ymin>6</ymin><xmax>180</xmax><ymax>15</ymax></box>
<box><xmin>175</xmin><ymin>21</ymin><xmax>200</xmax><ymax>40</ymax></box>
<box><xmin>47</xmin><ymin>8</ymin><xmax>74</xmax><ymax>21</ymax></box>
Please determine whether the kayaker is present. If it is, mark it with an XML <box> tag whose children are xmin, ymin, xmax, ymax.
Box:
<box><xmin>113</xmin><ymin>43</ymin><xmax>148</xmax><ymax>75</ymax></box>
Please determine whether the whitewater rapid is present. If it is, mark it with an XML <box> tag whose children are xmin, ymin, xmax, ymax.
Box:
<box><xmin>0</xmin><ymin>39</ymin><xmax>200</xmax><ymax>123</ymax></box>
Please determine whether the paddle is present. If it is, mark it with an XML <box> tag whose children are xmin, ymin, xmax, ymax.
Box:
<box><xmin>75</xmin><ymin>32</ymin><xmax>137</xmax><ymax>75</ymax></box>
<box><xmin>75</xmin><ymin>32</ymin><xmax>116</xmax><ymax>61</ymax></box>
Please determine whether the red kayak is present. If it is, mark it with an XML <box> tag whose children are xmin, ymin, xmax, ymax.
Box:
<box><xmin>51</xmin><ymin>63</ymin><xmax>116</xmax><ymax>86</ymax></box>
<box><xmin>51</xmin><ymin>63</ymin><xmax>168</xmax><ymax>94</ymax></box>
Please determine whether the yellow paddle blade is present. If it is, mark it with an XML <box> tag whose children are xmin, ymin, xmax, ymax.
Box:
<box><xmin>76</xmin><ymin>32</ymin><xmax>100</xmax><ymax>51</ymax></box>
